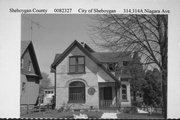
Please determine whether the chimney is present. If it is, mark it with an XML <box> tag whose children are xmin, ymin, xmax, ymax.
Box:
<box><xmin>81</xmin><ymin>42</ymin><xmax>85</xmax><ymax>47</ymax></box>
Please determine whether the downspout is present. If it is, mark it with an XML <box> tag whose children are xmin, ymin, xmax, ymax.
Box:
<box><xmin>115</xmin><ymin>82</ymin><xmax>117</xmax><ymax>107</ymax></box>
<box><xmin>54</xmin><ymin>68</ymin><xmax>56</xmax><ymax>109</ymax></box>
<box><xmin>51</xmin><ymin>66</ymin><xmax>56</xmax><ymax>109</ymax></box>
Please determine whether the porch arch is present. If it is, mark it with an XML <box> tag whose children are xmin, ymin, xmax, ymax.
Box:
<box><xmin>65</xmin><ymin>78</ymin><xmax>88</xmax><ymax>87</ymax></box>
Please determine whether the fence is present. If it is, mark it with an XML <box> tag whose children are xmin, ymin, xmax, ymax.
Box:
<box><xmin>20</xmin><ymin>104</ymin><xmax>54</xmax><ymax>115</ymax></box>
<box><xmin>99</xmin><ymin>101</ymin><xmax>163</xmax><ymax>115</ymax></box>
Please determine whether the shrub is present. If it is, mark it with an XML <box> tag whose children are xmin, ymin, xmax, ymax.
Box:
<box><xmin>132</xmin><ymin>101</ymin><xmax>142</xmax><ymax>108</ymax></box>
<box><xmin>57</xmin><ymin>103</ymin><xmax>72</xmax><ymax>113</ymax></box>
<box><xmin>122</xmin><ymin>107</ymin><xmax>137</xmax><ymax>114</ymax></box>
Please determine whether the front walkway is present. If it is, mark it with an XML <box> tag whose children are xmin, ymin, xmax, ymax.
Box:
<box><xmin>101</xmin><ymin>112</ymin><xmax>117</xmax><ymax>119</ymax></box>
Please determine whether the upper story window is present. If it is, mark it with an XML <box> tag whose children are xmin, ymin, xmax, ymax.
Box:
<box><xmin>122</xmin><ymin>84</ymin><xmax>127</xmax><ymax>100</ymax></box>
<box><xmin>21</xmin><ymin>58</ymin><xmax>24</xmax><ymax>69</ymax></box>
<box><xmin>123</xmin><ymin>61</ymin><xmax>129</xmax><ymax>66</ymax></box>
<box><xmin>28</xmin><ymin>60</ymin><xmax>32</xmax><ymax>71</ymax></box>
<box><xmin>69</xmin><ymin>56</ymin><xmax>85</xmax><ymax>74</ymax></box>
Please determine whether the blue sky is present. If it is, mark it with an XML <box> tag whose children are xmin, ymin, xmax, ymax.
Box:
<box><xmin>21</xmin><ymin>14</ymin><xmax>104</xmax><ymax>85</ymax></box>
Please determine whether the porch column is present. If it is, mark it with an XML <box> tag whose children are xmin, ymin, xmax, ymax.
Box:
<box><xmin>116</xmin><ymin>82</ymin><xmax>121</xmax><ymax>108</ymax></box>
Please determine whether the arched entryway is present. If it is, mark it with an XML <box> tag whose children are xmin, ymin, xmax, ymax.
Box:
<box><xmin>69</xmin><ymin>81</ymin><xmax>85</xmax><ymax>103</ymax></box>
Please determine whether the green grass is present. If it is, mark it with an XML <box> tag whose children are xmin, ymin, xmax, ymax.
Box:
<box><xmin>21</xmin><ymin>110</ymin><xmax>103</xmax><ymax>118</ymax></box>
<box><xmin>117</xmin><ymin>113</ymin><xmax>164</xmax><ymax>119</ymax></box>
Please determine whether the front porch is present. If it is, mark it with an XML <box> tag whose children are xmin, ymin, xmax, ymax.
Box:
<box><xmin>99</xmin><ymin>82</ymin><xmax>119</xmax><ymax>109</ymax></box>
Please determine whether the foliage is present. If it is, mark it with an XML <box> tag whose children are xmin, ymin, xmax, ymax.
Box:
<box><xmin>39</xmin><ymin>72</ymin><xmax>52</xmax><ymax>94</ymax></box>
<box><xmin>128</xmin><ymin>52</ymin><xmax>145</xmax><ymax>102</ymax></box>
<box><xmin>122</xmin><ymin>107</ymin><xmax>137</xmax><ymax>114</ymax></box>
<box><xmin>131</xmin><ymin>101</ymin><xmax>143</xmax><ymax>108</ymax></box>
<box><xmin>142</xmin><ymin>69</ymin><xmax>162</xmax><ymax>107</ymax></box>
<box><xmin>89</xmin><ymin>14</ymin><xmax>167</xmax><ymax>118</ymax></box>
<box><xmin>58</xmin><ymin>103</ymin><xmax>72</xmax><ymax>112</ymax></box>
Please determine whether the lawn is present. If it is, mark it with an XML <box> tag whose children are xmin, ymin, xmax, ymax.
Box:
<box><xmin>21</xmin><ymin>110</ymin><xmax>103</xmax><ymax>118</ymax></box>
<box><xmin>21</xmin><ymin>110</ymin><xmax>164</xmax><ymax>119</ymax></box>
<box><xmin>117</xmin><ymin>113</ymin><xmax>164</xmax><ymax>119</ymax></box>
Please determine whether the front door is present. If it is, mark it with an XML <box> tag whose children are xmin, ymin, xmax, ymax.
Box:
<box><xmin>104</xmin><ymin>87</ymin><xmax>112</xmax><ymax>100</ymax></box>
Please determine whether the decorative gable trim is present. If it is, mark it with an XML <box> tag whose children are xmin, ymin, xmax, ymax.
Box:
<box><xmin>21</xmin><ymin>41</ymin><xmax>42</xmax><ymax>79</ymax></box>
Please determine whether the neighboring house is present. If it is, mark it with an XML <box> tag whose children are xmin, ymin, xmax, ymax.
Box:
<box><xmin>21</xmin><ymin>41</ymin><xmax>42</xmax><ymax>108</ymax></box>
<box><xmin>51</xmin><ymin>40</ymin><xmax>134</xmax><ymax>110</ymax></box>
<box><xmin>41</xmin><ymin>87</ymin><xmax>55</xmax><ymax>105</ymax></box>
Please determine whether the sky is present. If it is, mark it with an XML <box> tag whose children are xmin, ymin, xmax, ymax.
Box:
<box><xmin>21</xmin><ymin>14</ymin><xmax>104</xmax><ymax>85</ymax></box>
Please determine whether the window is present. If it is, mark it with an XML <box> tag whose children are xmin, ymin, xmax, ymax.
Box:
<box><xmin>123</xmin><ymin>61</ymin><xmax>129</xmax><ymax>66</ymax></box>
<box><xmin>22</xmin><ymin>82</ymin><xmax>26</xmax><ymax>92</ymax></box>
<box><xmin>28</xmin><ymin>60</ymin><xmax>32</xmax><ymax>71</ymax></box>
<box><xmin>122</xmin><ymin>84</ymin><xmax>127</xmax><ymax>100</ymax></box>
<box><xmin>69</xmin><ymin>81</ymin><xmax>85</xmax><ymax>103</ymax></box>
<box><xmin>21</xmin><ymin>59</ymin><xmax>24</xmax><ymax>69</ymax></box>
<box><xmin>69</xmin><ymin>56</ymin><xmax>85</xmax><ymax>73</ymax></box>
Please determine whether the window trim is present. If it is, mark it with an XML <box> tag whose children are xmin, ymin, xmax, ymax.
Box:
<box><xmin>68</xmin><ymin>56</ymin><xmax>85</xmax><ymax>74</ymax></box>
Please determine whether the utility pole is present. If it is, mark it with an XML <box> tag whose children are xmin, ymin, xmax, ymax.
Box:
<box><xmin>23</xmin><ymin>16</ymin><xmax>45</xmax><ymax>41</ymax></box>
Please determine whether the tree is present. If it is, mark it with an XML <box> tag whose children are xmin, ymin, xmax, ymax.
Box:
<box><xmin>89</xmin><ymin>14</ymin><xmax>167</xmax><ymax>118</ymax></box>
<box><xmin>142</xmin><ymin>69</ymin><xmax>162</xmax><ymax>107</ymax></box>
<box><xmin>39</xmin><ymin>72</ymin><xmax>52</xmax><ymax>94</ymax></box>
<box><xmin>129</xmin><ymin>52</ymin><xmax>145</xmax><ymax>103</ymax></box>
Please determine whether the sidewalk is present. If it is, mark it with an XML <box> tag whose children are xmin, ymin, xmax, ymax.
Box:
<box><xmin>101</xmin><ymin>112</ymin><xmax>117</xmax><ymax>119</ymax></box>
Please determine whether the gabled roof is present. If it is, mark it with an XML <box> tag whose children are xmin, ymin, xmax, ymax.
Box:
<box><xmin>21</xmin><ymin>41</ymin><xmax>42</xmax><ymax>79</ymax></box>
<box><xmin>53</xmin><ymin>51</ymin><xmax>132</xmax><ymax>64</ymax></box>
<box><xmin>21</xmin><ymin>41</ymin><xmax>31</xmax><ymax>56</ymax></box>
<box><xmin>51</xmin><ymin>40</ymin><xmax>119</xmax><ymax>83</ymax></box>
<box><xmin>91</xmin><ymin>52</ymin><xmax>132</xmax><ymax>63</ymax></box>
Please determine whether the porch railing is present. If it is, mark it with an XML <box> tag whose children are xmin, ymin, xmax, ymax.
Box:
<box><xmin>100</xmin><ymin>100</ymin><xmax>115</xmax><ymax>108</ymax></box>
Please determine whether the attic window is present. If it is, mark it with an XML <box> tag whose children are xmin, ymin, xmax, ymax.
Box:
<box><xmin>69</xmin><ymin>56</ymin><xmax>85</xmax><ymax>74</ymax></box>
<box><xmin>28</xmin><ymin>60</ymin><xmax>32</xmax><ymax>71</ymax></box>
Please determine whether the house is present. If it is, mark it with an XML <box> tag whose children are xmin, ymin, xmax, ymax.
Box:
<box><xmin>51</xmin><ymin>40</ymin><xmax>133</xmax><ymax>110</ymax></box>
<box><xmin>21</xmin><ymin>41</ymin><xmax>42</xmax><ymax>109</ymax></box>
<box><xmin>40</xmin><ymin>86</ymin><xmax>55</xmax><ymax>106</ymax></box>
